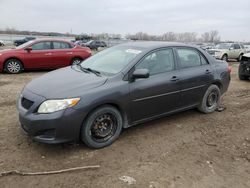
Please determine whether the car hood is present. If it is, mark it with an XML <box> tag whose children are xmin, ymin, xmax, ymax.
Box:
<box><xmin>0</xmin><ymin>48</ymin><xmax>18</xmax><ymax>54</ymax></box>
<box><xmin>209</xmin><ymin>49</ymin><xmax>225</xmax><ymax>52</ymax></box>
<box><xmin>242</xmin><ymin>53</ymin><xmax>250</xmax><ymax>58</ymax></box>
<box><xmin>25</xmin><ymin>66</ymin><xmax>108</xmax><ymax>99</ymax></box>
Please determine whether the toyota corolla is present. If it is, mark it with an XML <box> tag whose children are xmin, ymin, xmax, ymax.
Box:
<box><xmin>17</xmin><ymin>42</ymin><xmax>231</xmax><ymax>148</ymax></box>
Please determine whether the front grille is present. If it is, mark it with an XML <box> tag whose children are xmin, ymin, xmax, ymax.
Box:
<box><xmin>21</xmin><ymin>97</ymin><xmax>34</xmax><ymax>110</ymax></box>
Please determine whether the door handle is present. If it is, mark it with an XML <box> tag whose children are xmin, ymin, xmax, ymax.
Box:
<box><xmin>205</xmin><ymin>70</ymin><xmax>211</xmax><ymax>74</ymax></box>
<box><xmin>170</xmin><ymin>76</ymin><xmax>179</xmax><ymax>81</ymax></box>
<box><xmin>66</xmin><ymin>52</ymin><xmax>73</xmax><ymax>55</ymax></box>
<box><xmin>45</xmin><ymin>53</ymin><xmax>52</xmax><ymax>56</ymax></box>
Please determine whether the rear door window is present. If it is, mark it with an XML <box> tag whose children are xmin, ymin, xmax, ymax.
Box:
<box><xmin>176</xmin><ymin>48</ymin><xmax>205</xmax><ymax>68</ymax></box>
<box><xmin>234</xmin><ymin>44</ymin><xmax>241</xmax><ymax>49</ymax></box>
<box><xmin>53</xmin><ymin>42</ymin><xmax>72</xmax><ymax>49</ymax></box>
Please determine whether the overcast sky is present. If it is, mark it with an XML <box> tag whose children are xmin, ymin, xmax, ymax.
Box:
<box><xmin>0</xmin><ymin>0</ymin><xmax>249</xmax><ymax>41</ymax></box>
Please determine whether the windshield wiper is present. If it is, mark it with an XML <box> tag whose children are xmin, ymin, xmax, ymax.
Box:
<box><xmin>80</xmin><ymin>66</ymin><xmax>101</xmax><ymax>76</ymax></box>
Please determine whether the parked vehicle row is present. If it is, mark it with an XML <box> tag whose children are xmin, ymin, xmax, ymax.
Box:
<box><xmin>74</xmin><ymin>40</ymin><xmax>107</xmax><ymax>50</ymax></box>
<box><xmin>0</xmin><ymin>39</ymin><xmax>91</xmax><ymax>73</ymax></box>
<box><xmin>17</xmin><ymin>42</ymin><xmax>231</xmax><ymax>148</ymax></box>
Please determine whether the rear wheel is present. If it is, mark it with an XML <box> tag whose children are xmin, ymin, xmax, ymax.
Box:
<box><xmin>221</xmin><ymin>54</ymin><xmax>228</xmax><ymax>62</ymax></box>
<box><xmin>198</xmin><ymin>85</ymin><xmax>221</xmax><ymax>114</ymax></box>
<box><xmin>71</xmin><ymin>57</ymin><xmax>82</xmax><ymax>65</ymax></box>
<box><xmin>238</xmin><ymin>54</ymin><xmax>243</xmax><ymax>61</ymax></box>
<box><xmin>5</xmin><ymin>59</ymin><xmax>23</xmax><ymax>74</ymax></box>
<box><xmin>81</xmin><ymin>106</ymin><xmax>123</xmax><ymax>148</ymax></box>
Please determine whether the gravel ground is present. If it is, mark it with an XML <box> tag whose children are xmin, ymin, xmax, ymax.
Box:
<box><xmin>0</xmin><ymin>60</ymin><xmax>249</xmax><ymax>188</ymax></box>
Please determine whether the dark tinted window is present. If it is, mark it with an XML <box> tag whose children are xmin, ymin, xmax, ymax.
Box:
<box><xmin>32</xmin><ymin>42</ymin><xmax>51</xmax><ymax>50</ymax></box>
<box><xmin>136</xmin><ymin>49</ymin><xmax>175</xmax><ymax>75</ymax></box>
<box><xmin>177</xmin><ymin>48</ymin><xmax>204</xmax><ymax>68</ymax></box>
<box><xmin>234</xmin><ymin>44</ymin><xmax>240</xmax><ymax>49</ymax></box>
<box><xmin>53</xmin><ymin>42</ymin><xmax>71</xmax><ymax>49</ymax></box>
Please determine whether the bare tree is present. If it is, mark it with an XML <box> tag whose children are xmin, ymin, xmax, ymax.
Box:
<box><xmin>162</xmin><ymin>32</ymin><xmax>177</xmax><ymax>41</ymax></box>
<box><xmin>209</xmin><ymin>30</ymin><xmax>220</xmax><ymax>43</ymax></box>
<box><xmin>201</xmin><ymin>32</ymin><xmax>210</xmax><ymax>42</ymax></box>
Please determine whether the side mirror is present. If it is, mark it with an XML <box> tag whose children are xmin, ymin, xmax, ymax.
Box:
<box><xmin>25</xmin><ymin>47</ymin><xmax>32</xmax><ymax>52</ymax></box>
<box><xmin>132</xmin><ymin>69</ymin><xmax>149</xmax><ymax>80</ymax></box>
<box><xmin>229</xmin><ymin>47</ymin><xmax>234</xmax><ymax>50</ymax></box>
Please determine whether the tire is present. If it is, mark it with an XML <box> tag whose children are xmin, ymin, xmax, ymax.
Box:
<box><xmin>239</xmin><ymin>74</ymin><xmax>246</xmax><ymax>80</ymax></box>
<box><xmin>4</xmin><ymin>59</ymin><xmax>23</xmax><ymax>74</ymax></box>
<box><xmin>81</xmin><ymin>106</ymin><xmax>123</xmax><ymax>148</ymax></box>
<box><xmin>238</xmin><ymin>64</ymin><xmax>246</xmax><ymax>80</ymax></box>
<box><xmin>198</xmin><ymin>85</ymin><xmax>221</xmax><ymax>114</ymax></box>
<box><xmin>71</xmin><ymin>57</ymin><xmax>82</xmax><ymax>65</ymax></box>
<box><xmin>238</xmin><ymin>54</ymin><xmax>243</xmax><ymax>61</ymax></box>
<box><xmin>221</xmin><ymin>54</ymin><xmax>228</xmax><ymax>62</ymax></box>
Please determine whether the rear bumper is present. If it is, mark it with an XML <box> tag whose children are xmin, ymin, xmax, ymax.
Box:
<box><xmin>239</xmin><ymin>63</ymin><xmax>250</xmax><ymax>76</ymax></box>
<box><xmin>17</xmin><ymin>88</ymin><xmax>86</xmax><ymax>144</ymax></box>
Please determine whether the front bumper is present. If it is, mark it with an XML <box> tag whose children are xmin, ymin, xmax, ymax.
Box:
<box><xmin>213</xmin><ymin>53</ymin><xmax>223</xmax><ymax>59</ymax></box>
<box><xmin>17</xmin><ymin>88</ymin><xmax>86</xmax><ymax>144</ymax></box>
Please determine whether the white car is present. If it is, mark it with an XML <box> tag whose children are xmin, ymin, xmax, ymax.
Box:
<box><xmin>208</xmin><ymin>43</ymin><xmax>246</xmax><ymax>61</ymax></box>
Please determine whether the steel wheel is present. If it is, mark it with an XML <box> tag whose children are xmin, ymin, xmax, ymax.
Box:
<box><xmin>90</xmin><ymin>113</ymin><xmax>118</xmax><ymax>143</ymax></box>
<box><xmin>71</xmin><ymin>58</ymin><xmax>82</xmax><ymax>65</ymax></box>
<box><xmin>222</xmin><ymin>54</ymin><xmax>228</xmax><ymax>62</ymax></box>
<box><xmin>5</xmin><ymin>59</ymin><xmax>22</xmax><ymax>74</ymax></box>
<box><xmin>81</xmin><ymin>106</ymin><xmax>123</xmax><ymax>148</ymax></box>
<box><xmin>198</xmin><ymin>85</ymin><xmax>221</xmax><ymax>114</ymax></box>
<box><xmin>206</xmin><ymin>90</ymin><xmax>219</xmax><ymax>110</ymax></box>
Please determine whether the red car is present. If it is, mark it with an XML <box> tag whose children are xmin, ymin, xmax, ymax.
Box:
<box><xmin>0</xmin><ymin>39</ymin><xmax>92</xmax><ymax>73</ymax></box>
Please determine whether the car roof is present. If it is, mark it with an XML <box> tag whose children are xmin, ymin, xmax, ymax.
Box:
<box><xmin>118</xmin><ymin>41</ymin><xmax>195</xmax><ymax>50</ymax></box>
<box><xmin>30</xmin><ymin>38</ymin><xmax>72</xmax><ymax>43</ymax></box>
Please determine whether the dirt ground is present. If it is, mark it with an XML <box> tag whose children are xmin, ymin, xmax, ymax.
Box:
<box><xmin>0</xmin><ymin>62</ymin><xmax>249</xmax><ymax>188</ymax></box>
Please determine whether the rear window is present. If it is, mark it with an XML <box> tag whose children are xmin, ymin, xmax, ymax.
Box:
<box><xmin>53</xmin><ymin>42</ymin><xmax>72</xmax><ymax>49</ymax></box>
<box><xmin>176</xmin><ymin>48</ymin><xmax>208</xmax><ymax>68</ymax></box>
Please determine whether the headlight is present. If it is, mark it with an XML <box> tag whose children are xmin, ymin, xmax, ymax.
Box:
<box><xmin>215</xmin><ymin>51</ymin><xmax>222</xmax><ymax>56</ymax></box>
<box><xmin>38</xmin><ymin>98</ymin><xmax>80</xmax><ymax>114</ymax></box>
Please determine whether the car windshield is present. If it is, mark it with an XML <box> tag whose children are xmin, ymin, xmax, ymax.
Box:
<box><xmin>80</xmin><ymin>46</ymin><xmax>143</xmax><ymax>75</ymax></box>
<box><xmin>216</xmin><ymin>43</ymin><xmax>231</xmax><ymax>49</ymax></box>
<box><xmin>86</xmin><ymin>40</ymin><xmax>93</xmax><ymax>45</ymax></box>
<box><xmin>15</xmin><ymin>41</ymin><xmax>34</xmax><ymax>49</ymax></box>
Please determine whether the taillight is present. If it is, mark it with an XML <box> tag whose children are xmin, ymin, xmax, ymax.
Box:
<box><xmin>228</xmin><ymin>65</ymin><xmax>232</xmax><ymax>73</ymax></box>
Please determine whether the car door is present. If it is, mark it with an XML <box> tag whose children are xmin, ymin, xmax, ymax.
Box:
<box><xmin>51</xmin><ymin>41</ymin><xmax>74</xmax><ymax>67</ymax></box>
<box><xmin>22</xmin><ymin>41</ymin><xmax>53</xmax><ymax>69</ymax></box>
<box><xmin>233</xmin><ymin>43</ymin><xmax>241</xmax><ymax>59</ymax></box>
<box><xmin>175</xmin><ymin>48</ymin><xmax>214</xmax><ymax>108</ymax></box>
<box><xmin>228</xmin><ymin>44</ymin><xmax>238</xmax><ymax>59</ymax></box>
<box><xmin>129</xmin><ymin>48</ymin><xmax>181</xmax><ymax>122</ymax></box>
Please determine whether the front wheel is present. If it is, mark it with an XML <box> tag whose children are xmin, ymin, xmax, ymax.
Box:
<box><xmin>71</xmin><ymin>57</ymin><xmax>82</xmax><ymax>65</ymax></box>
<box><xmin>81</xmin><ymin>106</ymin><xmax>123</xmax><ymax>148</ymax></box>
<box><xmin>237</xmin><ymin>54</ymin><xmax>243</xmax><ymax>61</ymax></box>
<box><xmin>221</xmin><ymin>54</ymin><xmax>228</xmax><ymax>62</ymax></box>
<box><xmin>198</xmin><ymin>85</ymin><xmax>221</xmax><ymax>114</ymax></box>
<box><xmin>5</xmin><ymin>59</ymin><xmax>23</xmax><ymax>74</ymax></box>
